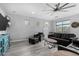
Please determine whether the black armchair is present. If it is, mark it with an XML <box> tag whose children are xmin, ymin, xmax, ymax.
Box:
<box><xmin>29</xmin><ymin>32</ymin><xmax>44</xmax><ymax>44</ymax></box>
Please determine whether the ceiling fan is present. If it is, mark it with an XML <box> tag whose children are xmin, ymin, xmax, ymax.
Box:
<box><xmin>46</xmin><ymin>3</ymin><xmax>76</xmax><ymax>12</ymax></box>
<box><xmin>44</xmin><ymin>3</ymin><xmax>76</xmax><ymax>15</ymax></box>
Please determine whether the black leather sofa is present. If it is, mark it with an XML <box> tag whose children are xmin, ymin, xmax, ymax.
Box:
<box><xmin>48</xmin><ymin>32</ymin><xmax>76</xmax><ymax>46</ymax></box>
<box><xmin>29</xmin><ymin>32</ymin><xmax>44</xmax><ymax>44</ymax></box>
<box><xmin>73</xmin><ymin>38</ymin><xmax>79</xmax><ymax>47</ymax></box>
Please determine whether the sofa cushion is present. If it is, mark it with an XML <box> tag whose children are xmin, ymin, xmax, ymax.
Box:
<box><xmin>48</xmin><ymin>32</ymin><xmax>76</xmax><ymax>46</ymax></box>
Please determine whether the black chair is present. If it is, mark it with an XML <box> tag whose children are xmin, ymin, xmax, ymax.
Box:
<box><xmin>29</xmin><ymin>32</ymin><xmax>44</xmax><ymax>44</ymax></box>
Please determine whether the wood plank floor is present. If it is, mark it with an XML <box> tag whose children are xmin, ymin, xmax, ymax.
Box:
<box><xmin>5</xmin><ymin>40</ymin><xmax>57</xmax><ymax>56</ymax></box>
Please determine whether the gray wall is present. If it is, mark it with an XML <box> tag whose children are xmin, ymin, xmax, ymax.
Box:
<box><xmin>70</xmin><ymin>15</ymin><xmax>79</xmax><ymax>38</ymax></box>
<box><xmin>7</xmin><ymin>14</ymin><xmax>50</xmax><ymax>42</ymax></box>
<box><xmin>49</xmin><ymin>20</ymin><xmax>56</xmax><ymax>32</ymax></box>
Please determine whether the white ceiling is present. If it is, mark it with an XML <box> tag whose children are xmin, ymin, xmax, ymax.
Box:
<box><xmin>0</xmin><ymin>3</ymin><xmax>79</xmax><ymax>20</ymax></box>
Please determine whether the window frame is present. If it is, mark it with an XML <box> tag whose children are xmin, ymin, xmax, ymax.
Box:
<box><xmin>56</xmin><ymin>20</ymin><xmax>70</xmax><ymax>33</ymax></box>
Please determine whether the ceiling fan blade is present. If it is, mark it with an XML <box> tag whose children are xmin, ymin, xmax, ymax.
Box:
<box><xmin>60</xmin><ymin>3</ymin><xmax>69</xmax><ymax>9</ymax></box>
<box><xmin>46</xmin><ymin>3</ymin><xmax>55</xmax><ymax>9</ymax></box>
<box><xmin>56</xmin><ymin>3</ymin><xmax>60</xmax><ymax>8</ymax></box>
<box><xmin>62</xmin><ymin>4</ymin><xmax>76</xmax><ymax>9</ymax></box>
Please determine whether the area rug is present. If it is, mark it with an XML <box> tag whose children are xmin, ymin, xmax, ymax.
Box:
<box><xmin>48</xmin><ymin>50</ymin><xmax>78</xmax><ymax>56</ymax></box>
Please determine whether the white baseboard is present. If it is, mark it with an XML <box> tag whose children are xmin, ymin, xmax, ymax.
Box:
<box><xmin>10</xmin><ymin>37</ymin><xmax>28</xmax><ymax>43</ymax></box>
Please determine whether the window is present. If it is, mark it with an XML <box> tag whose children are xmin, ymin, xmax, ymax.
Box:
<box><xmin>56</xmin><ymin>20</ymin><xmax>70</xmax><ymax>33</ymax></box>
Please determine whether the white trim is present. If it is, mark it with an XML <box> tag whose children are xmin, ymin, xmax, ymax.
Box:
<box><xmin>10</xmin><ymin>38</ymin><xmax>28</xmax><ymax>43</ymax></box>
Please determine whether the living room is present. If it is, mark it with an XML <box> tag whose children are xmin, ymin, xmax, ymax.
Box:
<box><xmin>0</xmin><ymin>3</ymin><xmax>79</xmax><ymax>56</ymax></box>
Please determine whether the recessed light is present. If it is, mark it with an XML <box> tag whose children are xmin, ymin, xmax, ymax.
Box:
<box><xmin>45</xmin><ymin>22</ymin><xmax>49</xmax><ymax>25</ymax></box>
<box><xmin>32</xmin><ymin>12</ymin><xmax>35</xmax><ymax>14</ymax></box>
<box><xmin>25</xmin><ymin>20</ymin><xmax>29</xmax><ymax>25</ymax></box>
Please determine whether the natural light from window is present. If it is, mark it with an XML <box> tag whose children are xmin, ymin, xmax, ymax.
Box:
<box><xmin>56</xmin><ymin>20</ymin><xmax>70</xmax><ymax>33</ymax></box>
